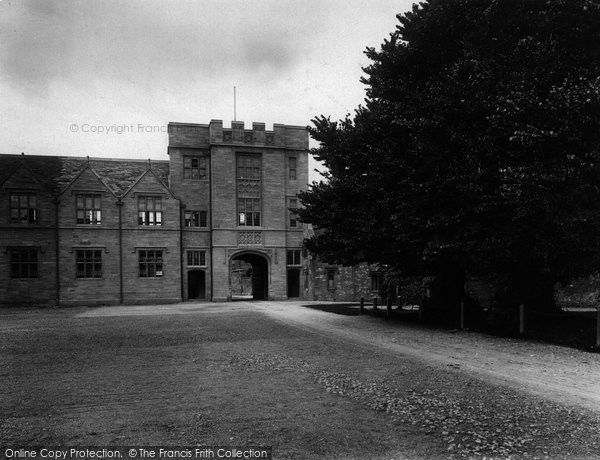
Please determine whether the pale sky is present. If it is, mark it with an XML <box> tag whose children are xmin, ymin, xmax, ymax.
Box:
<box><xmin>0</xmin><ymin>0</ymin><xmax>416</xmax><ymax>180</ymax></box>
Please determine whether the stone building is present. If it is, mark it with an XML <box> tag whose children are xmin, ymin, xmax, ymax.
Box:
<box><xmin>301</xmin><ymin>225</ymin><xmax>380</xmax><ymax>302</ymax></box>
<box><xmin>0</xmin><ymin>120</ymin><xmax>311</xmax><ymax>306</ymax></box>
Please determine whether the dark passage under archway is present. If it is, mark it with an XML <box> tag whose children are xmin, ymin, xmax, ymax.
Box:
<box><xmin>230</xmin><ymin>253</ymin><xmax>268</xmax><ymax>300</ymax></box>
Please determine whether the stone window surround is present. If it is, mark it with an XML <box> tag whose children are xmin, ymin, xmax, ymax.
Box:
<box><xmin>75</xmin><ymin>193</ymin><xmax>102</xmax><ymax>225</ymax></box>
<box><xmin>326</xmin><ymin>267</ymin><xmax>337</xmax><ymax>291</ymax></box>
<box><xmin>184</xmin><ymin>210</ymin><xmax>208</xmax><ymax>228</ymax></box>
<box><xmin>138</xmin><ymin>249</ymin><xmax>164</xmax><ymax>278</ymax></box>
<box><xmin>75</xmin><ymin>249</ymin><xmax>103</xmax><ymax>279</ymax></box>
<box><xmin>288</xmin><ymin>197</ymin><xmax>298</xmax><ymax>228</ymax></box>
<box><xmin>287</xmin><ymin>249</ymin><xmax>301</xmax><ymax>266</ymax></box>
<box><xmin>138</xmin><ymin>195</ymin><xmax>163</xmax><ymax>226</ymax></box>
<box><xmin>289</xmin><ymin>156</ymin><xmax>297</xmax><ymax>180</ymax></box>
<box><xmin>187</xmin><ymin>249</ymin><xmax>206</xmax><ymax>267</ymax></box>
<box><xmin>9</xmin><ymin>191</ymin><xmax>37</xmax><ymax>225</ymax></box>
<box><xmin>183</xmin><ymin>155</ymin><xmax>208</xmax><ymax>180</ymax></box>
<box><xmin>237</xmin><ymin>153</ymin><xmax>262</xmax><ymax>227</ymax></box>
<box><xmin>9</xmin><ymin>246</ymin><xmax>39</xmax><ymax>279</ymax></box>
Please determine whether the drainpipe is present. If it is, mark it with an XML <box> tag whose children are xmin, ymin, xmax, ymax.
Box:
<box><xmin>54</xmin><ymin>197</ymin><xmax>60</xmax><ymax>307</ymax></box>
<box><xmin>180</xmin><ymin>203</ymin><xmax>185</xmax><ymax>301</ymax></box>
<box><xmin>117</xmin><ymin>198</ymin><xmax>123</xmax><ymax>304</ymax></box>
<box><xmin>209</xmin><ymin>154</ymin><xmax>213</xmax><ymax>301</ymax></box>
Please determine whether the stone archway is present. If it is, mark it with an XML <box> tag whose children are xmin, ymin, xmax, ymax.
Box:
<box><xmin>230</xmin><ymin>251</ymin><xmax>269</xmax><ymax>300</ymax></box>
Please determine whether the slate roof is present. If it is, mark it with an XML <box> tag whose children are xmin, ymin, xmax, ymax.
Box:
<box><xmin>0</xmin><ymin>154</ymin><xmax>170</xmax><ymax>197</ymax></box>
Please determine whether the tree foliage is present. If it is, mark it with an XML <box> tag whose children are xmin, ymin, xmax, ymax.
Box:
<box><xmin>298</xmin><ymin>0</ymin><xmax>600</xmax><ymax>312</ymax></box>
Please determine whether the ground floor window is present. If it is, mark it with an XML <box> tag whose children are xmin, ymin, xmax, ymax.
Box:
<box><xmin>326</xmin><ymin>269</ymin><xmax>336</xmax><ymax>290</ymax></box>
<box><xmin>139</xmin><ymin>250</ymin><xmax>163</xmax><ymax>277</ymax></box>
<box><xmin>76</xmin><ymin>249</ymin><xmax>102</xmax><ymax>278</ymax></box>
<box><xmin>187</xmin><ymin>250</ymin><xmax>206</xmax><ymax>267</ymax></box>
<box><xmin>10</xmin><ymin>247</ymin><xmax>38</xmax><ymax>278</ymax></box>
<box><xmin>370</xmin><ymin>272</ymin><xmax>383</xmax><ymax>292</ymax></box>
<box><xmin>287</xmin><ymin>249</ymin><xmax>301</xmax><ymax>266</ymax></box>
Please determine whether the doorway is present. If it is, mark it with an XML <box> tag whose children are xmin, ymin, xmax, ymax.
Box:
<box><xmin>188</xmin><ymin>270</ymin><xmax>206</xmax><ymax>300</ymax></box>
<box><xmin>287</xmin><ymin>268</ymin><xmax>300</xmax><ymax>298</ymax></box>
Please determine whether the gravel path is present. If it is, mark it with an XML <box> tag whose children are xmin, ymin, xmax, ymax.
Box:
<box><xmin>252</xmin><ymin>301</ymin><xmax>600</xmax><ymax>413</ymax></box>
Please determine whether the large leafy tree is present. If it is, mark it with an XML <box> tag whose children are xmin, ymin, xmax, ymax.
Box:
<box><xmin>299</xmin><ymin>0</ymin><xmax>600</xmax><ymax>314</ymax></box>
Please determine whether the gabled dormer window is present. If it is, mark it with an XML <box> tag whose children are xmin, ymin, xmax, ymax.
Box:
<box><xmin>76</xmin><ymin>194</ymin><xmax>101</xmax><ymax>225</ymax></box>
<box><xmin>10</xmin><ymin>193</ymin><xmax>37</xmax><ymax>224</ymax></box>
<box><xmin>138</xmin><ymin>196</ymin><xmax>162</xmax><ymax>226</ymax></box>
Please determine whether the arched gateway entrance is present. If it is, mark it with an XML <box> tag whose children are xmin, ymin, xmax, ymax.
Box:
<box><xmin>230</xmin><ymin>252</ymin><xmax>268</xmax><ymax>300</ymax></box>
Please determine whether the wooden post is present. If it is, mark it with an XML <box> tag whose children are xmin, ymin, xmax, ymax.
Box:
<box><xmin>519</xmin><ymin>304</ymin><xmax>525</xmax><ymax>335</ymax></box>
<box><xmin>360</xmin><ymin>297</ymin><xmax>364</xmax><ymax>315</ymax></box>
<box><xmin>373</xmin><ymin>297</ymin><xmax>378</xmax><ymax>310</ymax></box>
<box><xmin>386</xmin><ymin>297</ymin><xmax>392</xmax><ymax>319</ymax></box>
<box><xmin>596</xmin><ymin>306</ymin><xmax>600</xmax><ymax>347</ymax></box>
<box><xmin>460</xmin><ymin>301</ymin><xmax>465</xmax><ymax>330</ymax></box>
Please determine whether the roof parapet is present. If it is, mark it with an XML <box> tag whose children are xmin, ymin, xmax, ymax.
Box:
<box><xmin>168</xmin><ymin>120</ymin><xmax>307</xmax><ymax>150</ymax></box>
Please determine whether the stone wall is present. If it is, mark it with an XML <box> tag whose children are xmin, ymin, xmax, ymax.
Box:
<box><xmin>304</xmin><ymin>255</ymin><xmax>374</xmax><ymax>302</ymax></box>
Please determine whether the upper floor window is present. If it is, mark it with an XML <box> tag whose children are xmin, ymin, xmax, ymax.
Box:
<box><xmin>10</xmin><ymin>193</ymin><xmax>37</xmax><ymax>224</ymax></box>
<box><xmin>76</xmin><ymin>194</ymin><xmax>101</xmax><ymax>225</ymax></box>
<box><xmin>238</xmin><ymin>198</ymin><xmax>260</xmax><ymax>226</ymax></box>
<box><xmin>289</xmin><ymin>198</ymin><xmax>298</xmax><ymax>228</ymax></box>
<box><xmin>237</xmin><ymin>155</ymin><xmax>261</xmax><ymax>179</ymax></box>
<box><xmin>187</xmin><ymin>250</ymin><xmax>206</xmax><ymax>267</ymax></box>
<box><xmin>10</xmin><ymin>247</ymin><xmax>38</xmax><ymax>278</ymax></box>
<box><xmin>139</xmin><ymin>250</ymin><xmax>163</xmax><ymax>277</ymax></box>
<box><xmin>237</xmin><ymin>154</ymin><xmax>261</xmax><ymax>226</ymax></box>
<box><xmin>76</xmin><ymin>249</ymin><xmax>102</xmax><ymax>278</ymax></box>
<box><xmin>138</xmin><ymin>196</ymin><xmax>162</xmax><ymax>226</ymax></box>
<box><xmin>184</xmin><ymin>156</ymin><xmax>207</xmax><ymax>180</ymax></box>
<box><xmin>289</xmin><ymin>157</ymin><xmax>297</xmax><ymax>180</ymax></box>
<box><xmin>185</xmin><ymin>210</ymin><xmax>207</xmax><ymax>228</ymax></box>
<box><xmin>287</xmin><ymin>250</ymin><xmax>301</xmax><ymax>266</ymax></box>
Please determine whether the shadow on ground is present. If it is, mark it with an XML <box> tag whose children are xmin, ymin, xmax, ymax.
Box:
<box><xmin>300</xmin><ymin>303</ymin><xmax>362</xmax><ymax>316</ymax></box>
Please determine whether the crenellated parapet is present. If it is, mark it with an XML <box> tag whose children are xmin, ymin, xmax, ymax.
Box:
<box><xmin>168</xmin><ymin>120</ymin><xmax>308</xmax><ymax>150</ymax></box>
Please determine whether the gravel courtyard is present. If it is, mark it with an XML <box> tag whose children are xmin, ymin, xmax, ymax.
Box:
<box><xmin>1</xmin><ymin>301</ymin><xmax>600</xmax><ymax>459</ymax></box>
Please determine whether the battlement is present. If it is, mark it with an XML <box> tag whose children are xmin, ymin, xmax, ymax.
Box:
<box><xmin>168</xmin><ymin>120</ymin><xmax>308</xmax><ymax>150</ymax></box>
